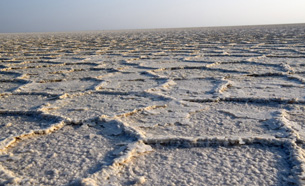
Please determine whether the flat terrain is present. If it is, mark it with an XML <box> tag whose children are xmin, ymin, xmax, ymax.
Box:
<box><xmin>1</xmin><ymin>24</ymin><xmax>305</xmax><ymax>185</ymax></box>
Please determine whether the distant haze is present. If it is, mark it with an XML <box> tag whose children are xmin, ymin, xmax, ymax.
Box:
<box><xmin>1</xmin><ymin>0</ymin><xmax>305</xmax><ymax>33</ymax></box>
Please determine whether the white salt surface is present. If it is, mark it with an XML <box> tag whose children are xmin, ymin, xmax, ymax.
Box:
<box><xmin>1</xmin><ymin>24</ymin><xmax>305</xmax><ymax>185</ymax></box>
<box><xmin>118</xmin><ymin>145</ymin><xmax>291</xmax><ymax>185</ymax></box>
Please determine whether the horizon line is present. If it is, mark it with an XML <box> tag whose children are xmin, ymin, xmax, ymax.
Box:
<box><xmin>1</xmin><ymin>22</ymin><xmax>304</xmax><ymax>34</ymax></box>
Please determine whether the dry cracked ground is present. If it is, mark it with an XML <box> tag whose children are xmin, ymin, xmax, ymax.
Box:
<box><xmin>1</xmin><ymin>24</ymin><xmax>305</xmax><ymax>186</ymax></box>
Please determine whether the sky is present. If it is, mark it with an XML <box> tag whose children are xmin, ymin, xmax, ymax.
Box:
<box><xmin>0</xmin><ymin>0</ymin><xmax>305</xmax><ymax>33</ymax></box>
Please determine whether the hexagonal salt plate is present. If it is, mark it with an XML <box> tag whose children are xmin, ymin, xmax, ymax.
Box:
<box><xmin>0</xmin><ymin>80</ymin><xmax>28</xmax><ymax>94</ymax></box>
<box><xmin>10</xmin><ymin>64</ymin><xmax>115</xmax><ymax>82</ymax></box>
<box><xmin>43</xmin><ymin>92</ymin><xmax>169</xmax><ymax>122</ymax></box>
<box><xmin>135</xmin><ymin>58</ymin><xmax>210</xmax><ymax>70</ymax></box>
<box><xmin>117</xmin><ymin>144</ymin><xmax>292</xmax><ymax>185</ymax></box>
<box><xmin>97</xmin><ymin>72</ymin><xmax>166</xmax><ymax>92</ymax></box>
<box><xmin>148</xmin><ymin>78</ymin><xmax>221</xmax><ymax>100</ymax></box>
<box><xmin>0</xmin><ymin>124</ymin><xmax>131</xmax><ymax>186</ymax></box>
<box><xmin>0</xmin><ymin>94</ymin><xmax>58</xmax><ymax>111</ymax></box>
<box><xmin>253</xmin><ymin>57</ymin><xmax>305</xmax><ymax>73</ymax></box>
<box><xmin>207</xmin><ymin>61</ymin><xmax>283</xmax><ymax>74</ymax></box>
<box><xmin>0</xmin><ymin>112</ymin><xmax>62</xmax><ymax>149</ymax></box>
<box><xmin>17</xmin><ymin>79</ymin><xmax>101</xmax><ymax>94</ymax></box>
<box><xmin>118</xmin><ymin>101</ymin><xmax>289</xmax><ymax>138</ymax></box>
<box><xmin>152</xmin><ymin>68</ymin><xmax>234</xmax><ymax>79</ymax></box>
<box><xmin>0</xmin><ymin>71</ymin><xmax>22</xmax><ymax>81</ymax></box>
<box><xmin>222</xmin><ymin>75</ymin><xmax>305</xmax><ymax>101</ymax></box>
<box><xmin>285</xmin><ymin>105</ymin><xmax>305</xmax><ymax>140</ymax></box>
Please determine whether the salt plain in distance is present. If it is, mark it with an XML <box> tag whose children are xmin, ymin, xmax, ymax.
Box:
<box><xmin>1</xmin><ymin>24</ymin><xmax>305</xmax><ymax>185</ymax></box>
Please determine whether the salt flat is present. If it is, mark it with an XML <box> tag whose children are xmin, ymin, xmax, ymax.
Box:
<box><xmin>1</xmin><ymin>24</ymin><xmax>305</xmax><ymax>185</ymax></box>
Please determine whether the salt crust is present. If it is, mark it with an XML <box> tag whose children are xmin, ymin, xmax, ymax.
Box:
<box><xmin>1</xmin><ymin>24</ymin><xmax>305</xmax><ymax>185</ymax></box>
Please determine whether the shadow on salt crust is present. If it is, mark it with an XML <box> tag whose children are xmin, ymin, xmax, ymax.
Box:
<box><xmin>119</xmin><ymin>145</ymin><xmax>292</xmax><ymax>186</ymax></box>
<box><xmin>0</xmin><ymin>80</ymin><xmax>28</xmax><ymax>94</ymax></box>
<box><xmin>0</xmin><ymin>71</ymin><xmax>22</xmax><ymax>80</ymax></box>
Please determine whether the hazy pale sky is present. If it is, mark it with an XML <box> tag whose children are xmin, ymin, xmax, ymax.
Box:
<box><xmin>0</xmin><ymin>0</ymin><xmax>305</xmax><ymax>33</ymax></box>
